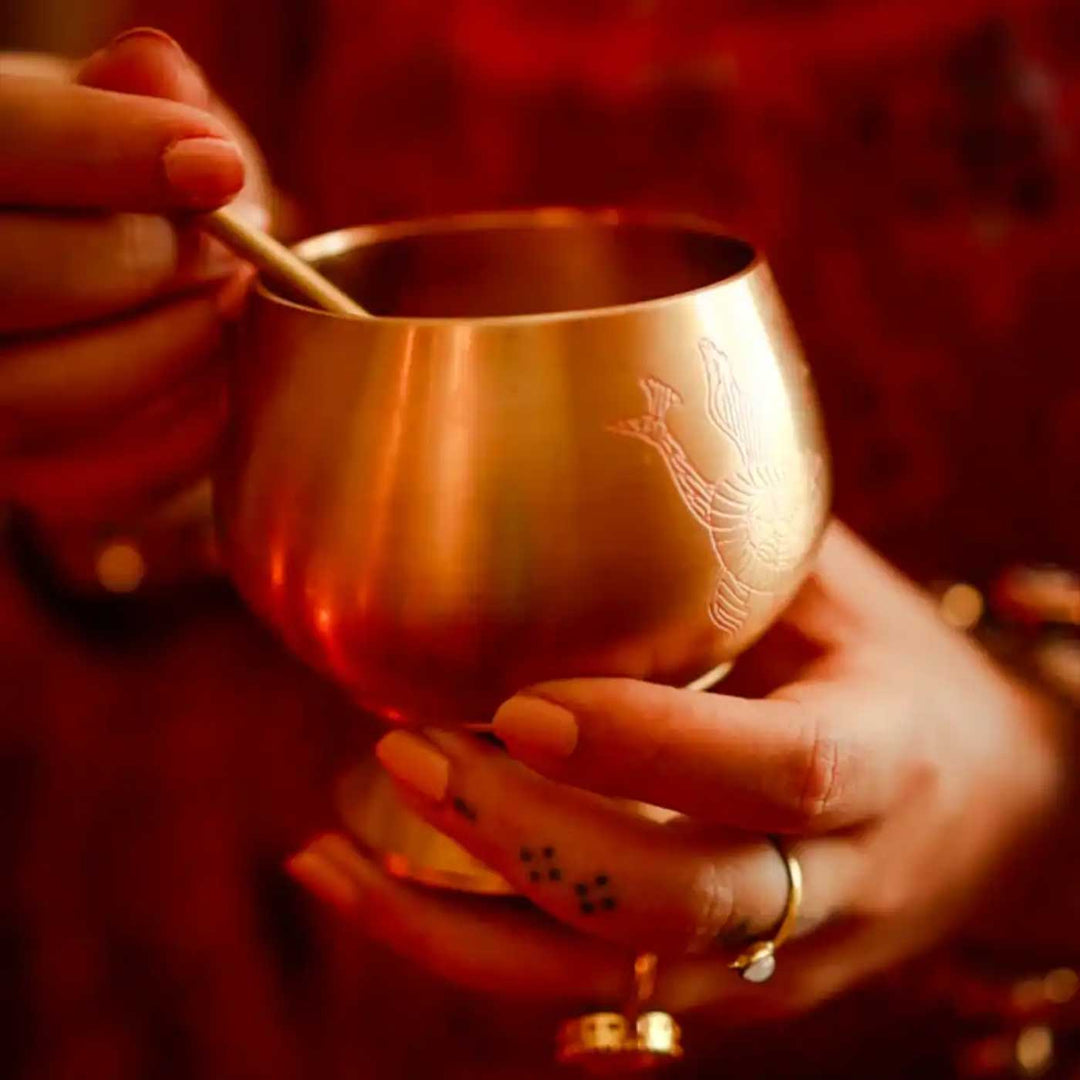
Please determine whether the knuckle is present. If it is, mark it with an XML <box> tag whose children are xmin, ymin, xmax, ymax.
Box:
<box><xmin>781</xmin><ymin>707</ymin><xmax>841</xmax><ymax>826</ymax></box>
<box><xmin>684</xmin><ymin>857</ymin><xmax>736</xmax><ymax>950</ymax></box>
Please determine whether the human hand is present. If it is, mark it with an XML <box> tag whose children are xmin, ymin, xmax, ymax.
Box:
<box><xmin>0</xmin><ymin>29</ymin><xmax>268</xmax><ymax>534</ymax></box>
<box><xmin>289</xmin><ymin>523</ymin><xmax>1072</xmax><ymax>1018</ymax></box>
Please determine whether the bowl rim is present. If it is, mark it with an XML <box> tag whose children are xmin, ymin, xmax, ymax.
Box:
<box><xmin>255</xmin><ymin>206</ymin><xmax>765</xmax><ymax>327</ymax></box>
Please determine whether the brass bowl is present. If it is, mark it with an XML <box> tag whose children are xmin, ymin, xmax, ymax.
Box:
<box><xmin>216</xmin><ymin>209</ymin><xmax>829</xmax><ymax>729</ymax></box>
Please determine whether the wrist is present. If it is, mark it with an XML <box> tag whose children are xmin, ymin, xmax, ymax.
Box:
<box><xmin>946</xmin><ymin>566</ymin><xmax>1080</xmax><ymax>958</ymax></box>
<box><xmin>962</xmin><ymin>691</ymin><xmax>1079</xmax><ymax>960</ymax></box>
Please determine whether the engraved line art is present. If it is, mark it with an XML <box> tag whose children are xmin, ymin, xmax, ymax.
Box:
<box><xmin>610</xmin><ymin>338</ymin><xmax>824</xmax><ymax>637</ymax></box>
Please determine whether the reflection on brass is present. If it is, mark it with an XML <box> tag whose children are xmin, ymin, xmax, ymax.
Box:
<box><xmin>218</xmin><ymin>209</ymin><xmax>830</xmax><ymax>732</ymax></box>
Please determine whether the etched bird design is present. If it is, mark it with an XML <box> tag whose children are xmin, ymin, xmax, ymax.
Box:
<box><xmin>610</xmin><ymin>338</ymin><xmax>824</xmax><ymax>637</ymax></box>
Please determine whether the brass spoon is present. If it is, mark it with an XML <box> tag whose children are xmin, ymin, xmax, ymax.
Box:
<box><xmin>202</xmin><ymin>205</ymin><xmax>370</xmax><ymax>318</ymax></box>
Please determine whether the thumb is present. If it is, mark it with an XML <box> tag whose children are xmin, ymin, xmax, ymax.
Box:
<box><xmin>76</xmin><ymin>27</ymin><xmax>211</xmax><ymax>108</ymax></box>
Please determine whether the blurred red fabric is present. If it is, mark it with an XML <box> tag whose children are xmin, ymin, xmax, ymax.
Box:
<box><xmin>143</xmin><ymin>0</ymin><xmax>1080</xmax><ymax>580</ymax></box>
<box><xmin>5</xmin><ymin>2</ymin><xmax>1080</xmax><ymax>1077</ymax></box>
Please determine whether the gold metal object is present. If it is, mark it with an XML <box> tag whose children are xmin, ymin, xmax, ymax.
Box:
<box><xmin>557</xmin><ymin>1012</ymin><xmax>682</xmax><ymax>1074</ymax></box>
<box><xmin>632</xmin><ymin>953</ymin><xmax>658</xmax><ymax>1008</ymax></box>
<box><xmin>216</xmin><ymin>209</ymin><xmax>829</xmax><ymax>1068</ymax></box>
<box><xmin>729</xmin><ymin>839</ymin><xmax>803</xmax><ymax>983</ymax></box>
<box><xmin>218</xmin><ymin>208</ymin><xmax>829</xmax><ymax>734</ymax></box>
<box><xmin>202</xmin><ymin>206</ymin><xmax>369</xmax><ymax>317</ymax></box>
<box><xmin>219</xmin><ymin>208</ymin><xmax>829</xmax><ymax>892</ymax></box>
<box><xmin>558</xmin><ymin>954</ymin><xmax>683</xmax><ymax>1073</ymax></box>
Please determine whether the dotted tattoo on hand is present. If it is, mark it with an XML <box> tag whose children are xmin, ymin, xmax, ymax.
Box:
<box><xmin>517</xmin><ymin>849</ymin><xmax>617</xmax><ymax>913</ymax></box>
<box><xmin>519</xmin><ymin>845</ymin><xmax>565</xmax><ymax>885</ymax></box>
<box><xmin>575</xmin><ymin>874</ymin><xmax>617</xmax><ymax>915</ymax></box>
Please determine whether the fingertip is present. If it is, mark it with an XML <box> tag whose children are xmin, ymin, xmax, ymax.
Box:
<box><xmin>286</xmin><ymin>837</ymin><xmax>363</xmax><ymax>911</ymax></box>
<box><xmin>79</xmin><ymin>25</ymin><xmax>242</xmax><ymax>209</ymax></box>
<box><xmin>375</xmin><ymin>730</ymin><xmax>450</xmax><ymax>802</ymax></box>
<box><xmin>493</xmin><ymin>693</ymin><xmax>579</xmax><ymax>758</ymax></box>
<box><xmin>162</xmin><ymin>136</ymin><xmax>245</xmax><ymax>208</ymax></box>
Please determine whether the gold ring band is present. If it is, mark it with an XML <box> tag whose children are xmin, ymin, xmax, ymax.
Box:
<box><xmin>728</xmin><ymin>838</ymin><xmax>803</xmax><ymax>984</ymax></box>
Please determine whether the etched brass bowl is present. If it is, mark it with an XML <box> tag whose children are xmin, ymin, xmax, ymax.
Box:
<box><xmin>217</xmin><ymin>209</ymin><xmax>829</xmax><ymax>732</ymax></box>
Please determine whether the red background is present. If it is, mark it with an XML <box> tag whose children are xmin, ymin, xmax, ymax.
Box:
<box><xmin>4</xmin><ymin>2</ymin><xmax>1080</xmax><ymax>1078</ymax></box>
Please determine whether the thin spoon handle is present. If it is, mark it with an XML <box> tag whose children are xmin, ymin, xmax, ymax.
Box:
<box><xmin>203</xmin><ymin>206</ymin><xmax>370</xmax><ymax>318</ymax></box>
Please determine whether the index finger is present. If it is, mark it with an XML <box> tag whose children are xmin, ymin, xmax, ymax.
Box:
<box><xmin>493</xmin><ymin>677</ymin><xmax>913</xmax><ymax>833</ymax></box>
<box><xmin>0</xmin><ymin>75</ymin><xmax>244</xmax><ymax>210</ymax></box>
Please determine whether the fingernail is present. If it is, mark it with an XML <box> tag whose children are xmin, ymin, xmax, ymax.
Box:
<box><xmin>163</xmin><ymin>136</ymin><xmax>245</xmax><ymax>207</ymax></box>
<box><xmin>286</xmin><ymin>849</ymin><xmax>359</xmax><ymax>909</ymax></box>
<box><xmin>493</xmin><ymin>695</ymin><xmax>579</xmax><ymax>757</ymax></box>
<box><xmin>112</xmin><ymin>26</ymin><xmax>183</xmax><ymax>50</ymax></box>
<box><xmin>375</xmin><ymin>730</ymin><xmax>450</xmax><ymax>802</ymax></box>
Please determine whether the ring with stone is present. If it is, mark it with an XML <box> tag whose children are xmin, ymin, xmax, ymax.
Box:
<box><xmin>728</xmin><ymin>838</ymin><xmax>803</xmax><ymax>984</ymax></box>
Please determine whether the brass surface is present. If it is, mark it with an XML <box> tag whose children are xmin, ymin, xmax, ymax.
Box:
<box><xmin>217</xmin><ymin>209</ymin><xmax>830</xmax><ymax>729</ymax></box>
